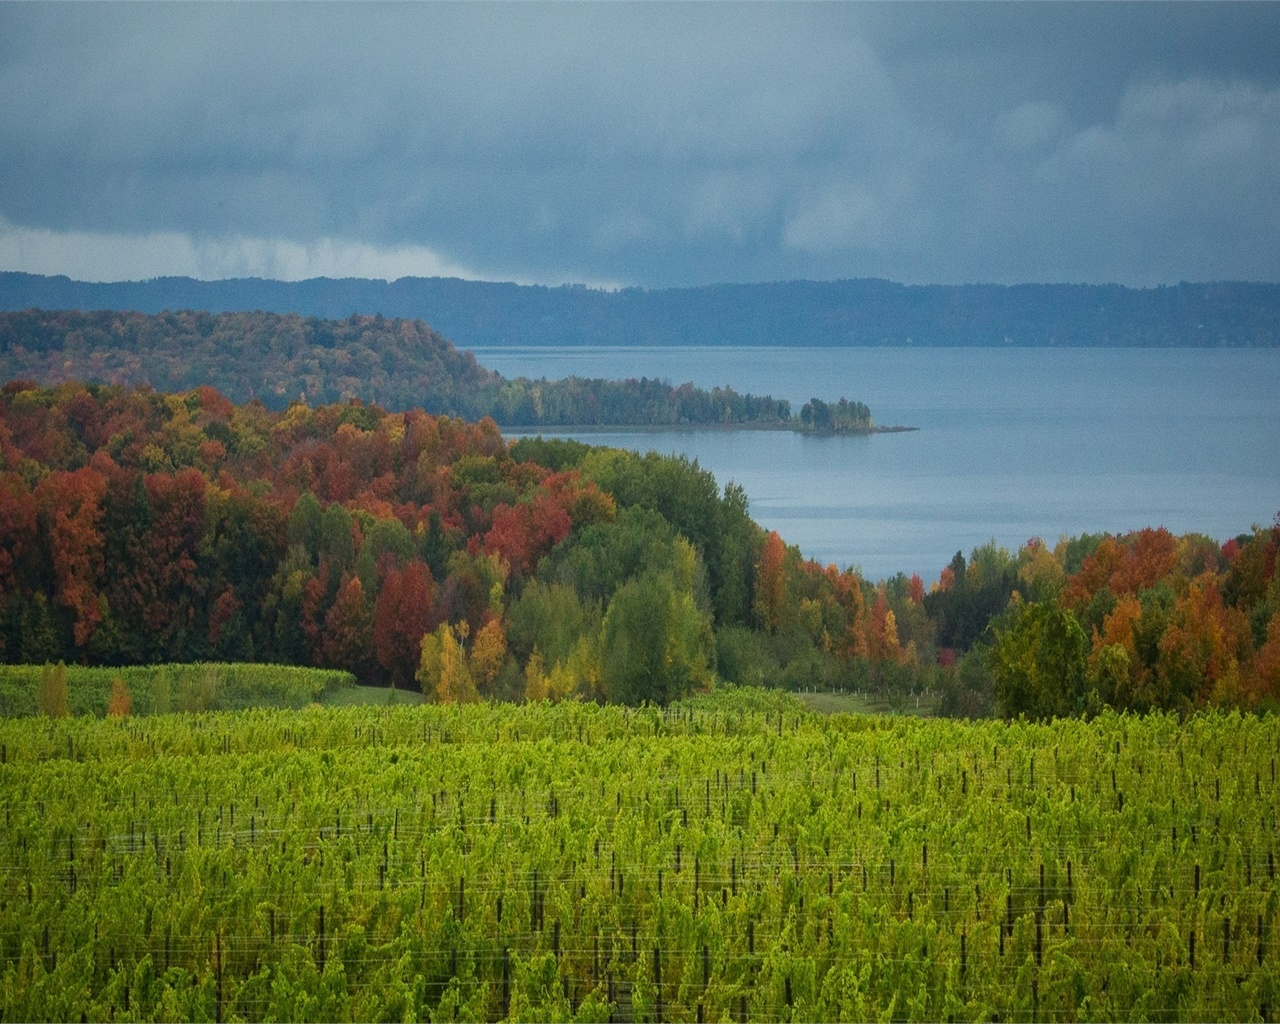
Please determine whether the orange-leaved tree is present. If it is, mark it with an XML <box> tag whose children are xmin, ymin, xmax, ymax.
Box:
<box><xmin>107</xmin><ymin>677</ymin><xmax>133</xmax><ymax>717</ymax></box>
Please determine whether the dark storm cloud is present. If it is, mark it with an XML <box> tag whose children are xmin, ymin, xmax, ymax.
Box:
<box><xmin>1</xmin><ymin>2</ymin><xmax>1277</xmax><ymax>286</ymax></box>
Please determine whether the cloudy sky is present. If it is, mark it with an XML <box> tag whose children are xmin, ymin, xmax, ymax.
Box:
<box><xmin>2</xmin><ymin>2</ymin><xmax>1278</xmax><ymax>288</ymax></box>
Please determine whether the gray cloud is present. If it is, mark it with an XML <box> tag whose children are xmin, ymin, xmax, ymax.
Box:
<box><xmin>1</xmin><ymin>2</ymin><xmax>1277</xmax><ymax>287</ymax></box>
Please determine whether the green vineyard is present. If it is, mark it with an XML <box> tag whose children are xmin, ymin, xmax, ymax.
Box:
<box><xmin>1</xmin><ymin>693</ymin><xmax>1277</xmax><ymax>1021</ymax></box>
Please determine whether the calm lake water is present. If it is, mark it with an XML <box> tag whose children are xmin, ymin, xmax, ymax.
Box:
<box><xmin>472</xmin><ymin>346</ymin><xmax>1280</xmax><ymax>583</ymax></box>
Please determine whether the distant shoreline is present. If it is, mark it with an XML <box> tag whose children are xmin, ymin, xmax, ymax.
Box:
<box><xmin>3</xmin><ymin>272</ymin><xmax>1275</xmax><ymax>349</ymax></box>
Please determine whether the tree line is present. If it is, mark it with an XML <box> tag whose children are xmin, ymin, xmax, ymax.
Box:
<box><xmin>1</xmin><ymin>380</ymin><xmax>1276</xmax><ymax>714</ymax></box>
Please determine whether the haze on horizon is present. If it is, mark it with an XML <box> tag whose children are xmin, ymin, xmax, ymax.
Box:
<box><xmin>2</xmin><ymin>2</ymin><xmax>1278</xmax><ymax>290</ymax></box>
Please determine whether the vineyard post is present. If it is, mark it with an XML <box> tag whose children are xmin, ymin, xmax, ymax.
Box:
<box><xmin>654</xmin><ymin>945</ymin><xmax>663</xmax><ymax>1024</ymax></box>
<box><xmin>215</xmin><ymin>930</ymin><xmax>223</xmax><ymax>1024</ymax></box>
<box><xmin>502</xmin><ymin>948</ymin><xmax>510</xmax><ymax>1017</ymax></box>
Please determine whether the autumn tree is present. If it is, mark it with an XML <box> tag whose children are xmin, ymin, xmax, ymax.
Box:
<box><xmin>524</xmin><ymin>649</ymin><xmax>550</xmax><ymax>703</ymax></box>
<box><xmin>1249</xmin><ymin>616</ymin><xmax>1280</xmax><ymax>706</ymax></box>
<box><xmin>1156</xmin><ymin>572</ymin><xmax>1251</xmax><ymax>709</ymax></box>
<box><xmin>35</xmin><ymin>465</ymin><xmax>108</xmax><ymax>648</ymax></box>
<box><xmin>1016</xmin><ymin>537</ymin><xmax>1065</xmax><ymax>602</ymax></box>
<box><xmin>753</xmin><ymin>531</ymin><xmax>787</xmax><ymax>634</ymax></box>
<box><xmin>1090</xmin><ymin>595</ymin><xmax>1147</xmax><ymax>709</ymax></box>
<box><xmin>321</xmin><ymin>575</ymin><xmax>377</xmax><ymax>681</ymax></box>
<box><xmin>373</xmin><ymin>561</ymin><xmax>437</xmax><ymax>687</ymax></box>
<box><xmin>418</xmin><ymin>621</ymin><xmax>479</xmax><ymax>704</ymax></box>
<box><xmin>107</xmin><ymin>676</ymin><xmax>133</xmax><ymax>717</ymax></box>
<box><xmin>865</xmin><ymin>591</ymin><xmax>903</xmax><ymax>664</ymax></box>
<box><xmin>468</xmin><ymin>617</ymin><xmax>508</xmax><ymax>697</ymax></box>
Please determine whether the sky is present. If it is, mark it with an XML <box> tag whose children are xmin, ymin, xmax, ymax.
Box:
<box><xmin>1</xmin><ymin>2</ymin><xmax>1278</xmax><ymax>289</ymax></box>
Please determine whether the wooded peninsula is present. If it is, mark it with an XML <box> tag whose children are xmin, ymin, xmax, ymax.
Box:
<box><xmin>0</xmin><ymin>308</ymin><xmax>882</xmax><ymax>433</ymax></box>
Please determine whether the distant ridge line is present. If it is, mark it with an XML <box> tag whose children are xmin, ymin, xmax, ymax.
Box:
<box><xmin>1</xmin><ymin>271</ymin><xmax>1277</xmax><ymax>348</ymax></box>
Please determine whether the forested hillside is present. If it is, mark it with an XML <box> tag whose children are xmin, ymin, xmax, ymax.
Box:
<box><xmin>0</xmin><ymin>309</ymin><xmax>796</xmax><ymax>427</ymax></box>
<box><xmin>1</xmin><ymin>381</ymin><xmax>1276</xmax><ymax>716</ymax></box>
<box><xmin>2</xmin><ymin>272</ymin><xmax>1277</xmax><ymax>347</ymax></box>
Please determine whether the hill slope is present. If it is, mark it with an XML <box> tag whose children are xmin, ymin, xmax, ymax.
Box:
<box><xmin>0</xmin><ymin>308</ymin><xmax>796</xmax><ymax>426</ymax></box>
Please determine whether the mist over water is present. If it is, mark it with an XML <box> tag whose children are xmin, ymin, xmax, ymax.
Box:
<box><xmin>477</xmin><ymin>347</ymin><xmax>1280</xmax><ymax>582</ymax></box>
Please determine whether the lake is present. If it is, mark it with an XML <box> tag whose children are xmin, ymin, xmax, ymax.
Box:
<box><xmin>471</xmin><ymin>346</ymin><xmax>1280</xmax><ymax>583</ymax></box>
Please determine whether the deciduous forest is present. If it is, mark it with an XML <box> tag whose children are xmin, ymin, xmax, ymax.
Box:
<box><xmin>2</xmin><ymin>380</ymin><xmax>1276</xmax><ymax>718</ymax></box>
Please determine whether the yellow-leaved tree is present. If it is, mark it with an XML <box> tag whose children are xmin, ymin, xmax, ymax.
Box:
<box><xmin>417</xmin><ymin>622</ymin><xmax>479</xmax><ymax>704</ymax></box>
<box><xmin>469</xmin><ymin>618</ymin><xmax>508</xmax><ymax>698</ymax></box>
<box><xmin>524</xmin><ymin>648</ymin><xmax>549</xmax><ymax>703</ymax></box>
